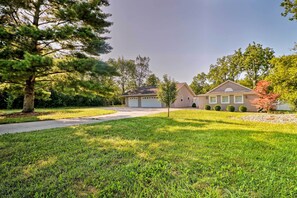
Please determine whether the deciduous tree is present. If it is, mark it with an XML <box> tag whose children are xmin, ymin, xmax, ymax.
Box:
<box><xmin>190</xmin><ymin>72</ymin><xmax>210</xmax><ymax>95</ymax></box>
<box><xmin>157</xmin><ymin>75</ymin><xmax>177</xmax><ymax>117</ymax></box>
<box><xmin>281</xmin><ymin>0</ymin><xmax>297</xmax><ymax>20</ymax></box>
<box><xmin>135</xmin><ymin>55</ymin><xmax>151</xmax><ymax>87</ymax></box>
<box><xmin>108</xmin><ymin>57</ymin><xmax>136</xmax><ymax>94</ymax></box>
<box><xmin>242</xmin><ymin>42</ymin><xmax>275</xmax><ymax>87</ymax></box>
<box><xmin>207</xmin><ymin>50</ymin><xmax>243</xmax><ymax>86</ymax></box>
<box><xmin>268</xmin><ymin>55</ymin><xmax>297</xmax><ymax>110</ymax></box>
<box><xmin>145</xmin><ymin>74</ymin><xmax>160</xmax><ymax>86</ymax></box>
<box><xmin>253</xmin><ymin>80</ymin><xmax>280</xmax><ymax>112</ymax></box>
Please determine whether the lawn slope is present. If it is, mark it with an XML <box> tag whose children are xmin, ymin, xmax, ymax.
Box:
<box><xmin>0</xmin><ymin>110</ymin><xmax>296</xmax><ymax>197</ymax></box>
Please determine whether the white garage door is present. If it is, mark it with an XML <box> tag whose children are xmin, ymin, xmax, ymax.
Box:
<box><xmin>141</xmin><ymin>96</ymin><xmax>162</xmax><ymax>107</ymax></box>
<box><xmin>128</xmin><ymin>97</ymin><xmax>138</xmax><ymax>107</ymax></box>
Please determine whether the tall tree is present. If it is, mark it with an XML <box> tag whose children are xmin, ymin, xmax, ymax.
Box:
<box><xmin>145</xmin><ymin>74</ymin><xmax>160</xmax><ymax>86</ymax></box>
<box><xmin>157</xmin><ymin>75</ymin><xmax>177</xmax><ymax>117</ymax></box>
<box><xmin>108</xmin><ymin>57</ymin><xmax>136</xmax><ymax>94</ymax></box>
<box><xmin>208</xmin><ymin>56</ymin><xmax>229</xmax><ymax>86</ymax></box>
<box><xmin>135</xmin><ymin>55</ymin><xmax>151</xmax><ymax>87</ymax></box>
<box><xmin>207</xmin><ymin>50</ymin><xmax>243</xmax><ymax>86</ymax></box>
<box><xmin>242</xmin><ymin>42</ymin><xmax>275</xmax><ymax>87</ymax></box>
<box><xmin>190</xmin><ymin>72</ymin><xmax>210</xmax><ymax>95</ymax></box>
<box><xmin>228</xmin><ymin>49</ymin><xmax>243</xmax><ymax>81</ymax></box>
<box><xmin>268</xmin><ymin>55</ymin><xmax>297</xmax><ymax>110</ymax></box>
<box><xmin>0</xmin><ymin>0</ymin><xmax>113</xmax><ymax>112</ymax></box>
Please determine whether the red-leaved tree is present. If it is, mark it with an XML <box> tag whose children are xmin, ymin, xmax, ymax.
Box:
<box><xmin>253</xmin><ymin>80</ymin><xmax>280</xmax><ymax>112</ymax></box>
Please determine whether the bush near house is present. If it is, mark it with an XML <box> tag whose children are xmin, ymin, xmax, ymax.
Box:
<box><xmin>226</xmin><ymin>105</ymin><xmax>235</xmax><ymax>112</ymax></box>
<box><xmin>205</xmin><ymin>105</ymin><xmax>211</xmax><ymax>110</ymax></box>
<box><xmin>214</xmin><ymin>105</ymin><xmax>221</xmax><ymax>111</ymax></box>
<box><xmin>192</xmin><ymin>103</ymin><xmax>196</xmax><ymax>108</ymax></box>
<box><xmin>239</xmin><ymin>105</ymin><xmax>247</xmax><ymax>112</ymax></box>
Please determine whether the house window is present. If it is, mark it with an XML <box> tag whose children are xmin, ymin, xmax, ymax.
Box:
<box><xmin>221</xmin><ymin>95</ymin><xmax>230</xmax><ymax>104</ymax></box>
<box><xmin>234</xmin><ymin>95</ymin><xmax>244</xmax><ymax>104</ymax></box>
<box><xmin>225</xmin><ymin>88</ymin><xmax>233</xmax><ymax>92</ymax></box>
<box><xmin>209</xmin><ymin>96</ymin><xmax>217</xmax><ymax>104</ymax></box>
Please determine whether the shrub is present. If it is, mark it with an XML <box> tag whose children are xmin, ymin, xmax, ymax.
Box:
<box><xmin>226</xmin><ymin>105</ymin><xmax>235</xmax><ymax>112</ymax></box>
<box><xmin>213</xmin><ymin>105</ymin><xmax>221</xmax><ymax>111</ymax></box>
<box><xmin>192</xmin><ymin>103</ymin><xmax>196</xmax><ymax>108</ymax></box>
<box><xmin>205</xmin><ymin>105</ymin><xmax>211</xmax><ymax>110</ymax></box>
<box><xmin>239</xmin><ymin>105</ymin><xmax>247</xmax><ymax>112</ymax></box>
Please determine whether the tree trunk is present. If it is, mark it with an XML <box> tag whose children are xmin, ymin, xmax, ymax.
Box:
<box><xmin>167</xmin><ymin>106</ymin><xmax>170</xmax><ymax>117</ymax></box>
<box><xmin>22</xmin><ymin>77</ymin><xmax>35</xmax><ymax>113</ymax></box>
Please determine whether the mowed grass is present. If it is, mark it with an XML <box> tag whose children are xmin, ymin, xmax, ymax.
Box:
<box><xmin>0</xmin><ymin>107</ymin><xmax>116</xmax><ymax>124</ymax></box>
<box><xmin>0</xmin><ymin>110</ymin><xmax>297</xmax><ymax>197</ymax></box>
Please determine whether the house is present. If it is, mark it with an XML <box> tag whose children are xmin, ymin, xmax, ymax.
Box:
<box><xmin>123</xmin><ymin>83</ymin><xmax>195</xmax><ymax>108</ymax></box>
<box><xmin>196</xmin><ymin>80</ymin><xmax>258</xmax><ymax>111</ymax></box>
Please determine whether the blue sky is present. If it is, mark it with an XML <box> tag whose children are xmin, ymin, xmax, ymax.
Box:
<box><xmin>102</xmin><ymin>0</ymin><xmax>297</xmax><ymax>83</ymax></box>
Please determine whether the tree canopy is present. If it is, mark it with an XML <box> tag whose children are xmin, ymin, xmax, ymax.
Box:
<box><xmin>281</xmin><ymin>0</ymin><xmax>297</xmax><ymax>20</ymax></box>
<box><xmin>242</xmin><ymin>42</ymin><xmax>275</xmax><ymax>87</ymax></box>
<box><xmin>268</xmin><ymin>55</ymin><xmax>297</xmax><ymax>110</ymax></box>
<box><xmin>0</xmin><ymin>0</ymin><xmax>114</xmax><ymax>112</ymax></box>
<box><xmin>145</xmin><ymin>74</ymin><xmax>160</xmax><ymax>87</ymax></box>
<box><xmin>190</xmin><ymin>72</ymin><xmax>210</xmax><ymax>95</ymax></box>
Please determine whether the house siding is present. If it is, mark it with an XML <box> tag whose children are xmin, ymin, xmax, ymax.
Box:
<box><xmin>124</xmin><ymin>83</ymin><xmax>195</xmax><ymax>108</ymax></box>
<box><xmin>197</xmin><ymin>81</ymin><xmax>258</xmax><ymax>111</ymax></box>
<box><xmin>197</xmin><ymin>94</ymin><xmax>257</xmax><ymax>111</ymax></box>
<box><xmin>171</xmin><ymin>85</ymin><xmax>194</xmax><ymax>108</ymax></box>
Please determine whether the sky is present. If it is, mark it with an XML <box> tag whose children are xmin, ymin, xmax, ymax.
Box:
<box><xmin>102</xmin><ymin>0</ymin><xmax>297</xmax><ymax>84</ymax></box>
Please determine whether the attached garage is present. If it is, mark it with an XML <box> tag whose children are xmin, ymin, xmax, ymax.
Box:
<box><xmin>123</xmin><ymin>83</ymin><xmax>196</xmax><ymax>108</ymax></box>
<box><xmin>128</xmin><ymin>97</ymin><xmax>139</xmax><ymax>107</ymax></box>
<box><xmin>141</xmin><ymin>96</ymin><xmax>162</xmax><ymax>107</ymax></box>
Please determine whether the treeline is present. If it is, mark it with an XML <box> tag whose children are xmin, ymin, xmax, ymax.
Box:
<box><xmin>0</xmin><ymin>90</ymin><xmax>121</xmax><ymax>109</ymax></box>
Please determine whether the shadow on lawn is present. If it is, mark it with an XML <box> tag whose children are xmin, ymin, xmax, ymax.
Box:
<box><xmin>76</xmin><ymin>116</ymin><xmax>297</xmax><ymax>154</ymax></box>
<box><xmin>184</xmin><ymin>118</ymin><xmax>247</xmax><ymax>126</ymax></box>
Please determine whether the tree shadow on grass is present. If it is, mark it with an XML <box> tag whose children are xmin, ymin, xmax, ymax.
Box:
<box><xmin>184</xmin><ymin>118</ymin><xmax>247</xmax><ymax>126</ymax></box>
<box><xmin>76</xmin><ymin>116</ymin><xmax>297</xmax><ymax>156</ymax></box>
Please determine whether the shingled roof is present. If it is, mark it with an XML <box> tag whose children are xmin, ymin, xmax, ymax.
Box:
<box><xmin>122</xmin><ymin>83</ymin><xmax>188</xmax><ymax>96</ymax></box>
<box><xmin>122</xmin><ymin>86</ymin><xmax>158</xmax><ymax>96</ymax></box>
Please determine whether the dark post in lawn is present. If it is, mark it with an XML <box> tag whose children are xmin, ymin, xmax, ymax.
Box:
<box><xmin>157</xmin><ymin>75</ymin><xmax>177</xmax><ymax>117</ymax></box>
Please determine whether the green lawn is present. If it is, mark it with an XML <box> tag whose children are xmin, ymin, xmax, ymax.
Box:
<box><xmin>0</xmin><ymin>107</ymin><xmax>116</xmax><ymax>124</ymax></box>
<box><xmin>0</xmin><ymin>110</ymin><xmax>297</xmax><ymax>197</ymax></box>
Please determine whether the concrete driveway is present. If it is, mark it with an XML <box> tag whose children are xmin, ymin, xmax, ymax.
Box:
<box><xmin>0</xmin><ymin>107</ymin><xmax>179</xmax><ymax>135</ymax></box>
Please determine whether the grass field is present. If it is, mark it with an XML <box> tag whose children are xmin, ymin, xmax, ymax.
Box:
<box><xmin>0</xmin><ymin>107</ymin><xmax>116</xmax><ymax>124</ymax></box>
<box><xmin>0</xmin><ymin>110</ymin><xmax>297</xmax><ymax>197</ymax></box>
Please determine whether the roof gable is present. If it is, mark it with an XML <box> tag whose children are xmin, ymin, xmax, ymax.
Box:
<box><xmin>177</xmin><ymin>82</ymin><xmax>196</xmax><ymax>96</ymax></box>
<box><xmin>207</xmin><ymin>80</ymin><xmax>253</xmax><ymax>94</ymax></box>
